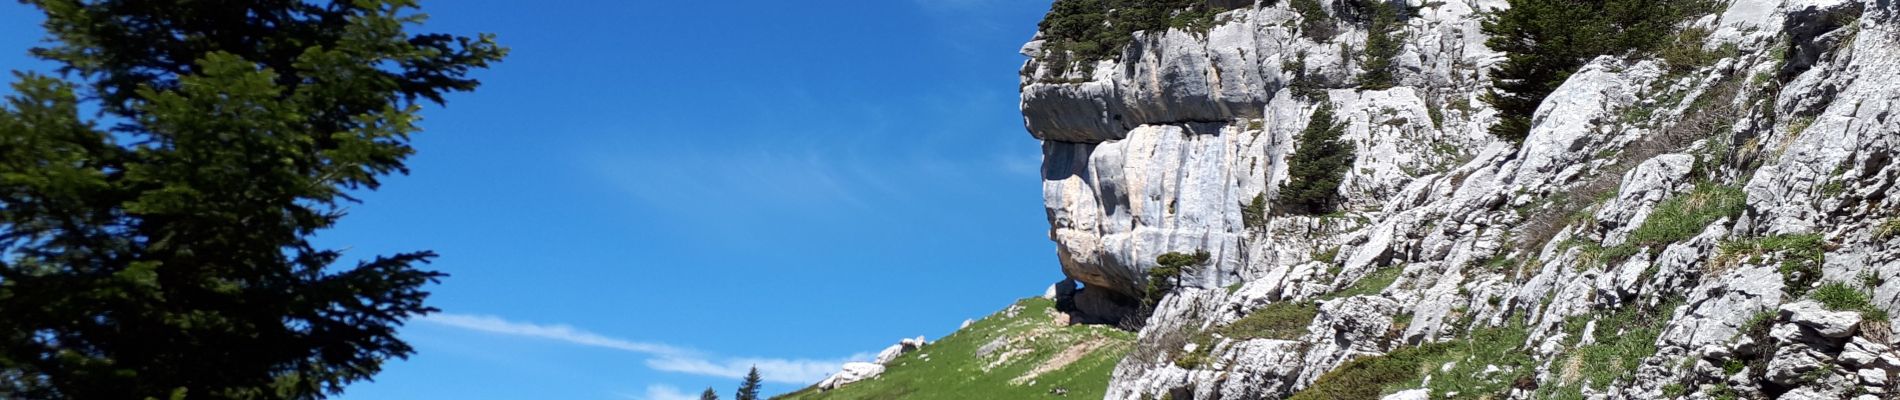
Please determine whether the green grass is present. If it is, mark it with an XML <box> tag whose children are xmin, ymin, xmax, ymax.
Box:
<box><xmin>774</xmin><ymin>298</ymin><xmax>1134</xmax><ymax>400</ymax></box>
<box><xmin>1215</xmin><ymin>301</ymin><xmax>1320</xmax><ymax>341</ymax></box>
<box><xmin>1329</xmin><ymin>267</ymin><xmax>1403</xmax><ymax>300</ymax></box>
<box><xmin>1718</xmin><ymin>233</ymin><xmax>1826</xmax><ymax>296</ymax></box>
<box><xmin>1289</xmin><ymin>341</ymin><xmax>1458</xmax><ymax>400</ymax></box>
<box><xmin>1197</xmin><ymin>266</ymin><xmax>1402</xmax><ymax>345</ymax></box>
<box><xmin>1658</xmin><ymin>27</ymin><xmax>1739</xmax><ymax>72</ymax></box>
<box><xmin>1627</xmin><ymin>183</ymin><xmax>1745</xmax><ymax>248</ymax></box>
<box><xmin>1173</xmin><ymin>339</ymin><xmax>1214</xmax><ymax>369</ymax></box>
<box><xmin>1567</xmin><ymin>240</ymin><xmax>1637</xmax><ymax>271</ymax></box>
<box><xmin>1313</xmin><ymin>246</ymin><xmax>1342</xmax><ymax>265</ymax></box>
<box><xmin>1243</xmin><ymin>194</ymin><xmax>1267</xmax><ymax>230</ymax></box>
<box><xmin>1293</xmin><ymin>300</ymin><xmax>1674</xmax><ymax>400</ymax></box>
<box><xmin>1538</xmin><ymin>301</ymin><xmax>1674</xmax><ymax>399</ymax></box>
<box><xmin>1877</xmin><ymin>218</ymin><xmax>1900</xmax><ymax>240</ymax></box>
<box><xmin>1663</xmin><ymin>383</ymin><xmax>1687</xmax><ymax>397</ymax></box>
<box><xmin>1290</xmin><ymin>322</ymin><xmax>1534</xmax><ymax>400</ymax></box>
<box><xmin>1788</xmin><ymin>116</ymin><xmax>1816</xmax><ymax>137</ymax></box>
<box><xmin>1174</xmin><ymin>266</ymin><xmax>1405</xmax><ymax>368</ymax></box>
<box><xmin>1811</xmin><ymin>281</ymin><xmax>1890</xmax><ymax>322</ymax></box>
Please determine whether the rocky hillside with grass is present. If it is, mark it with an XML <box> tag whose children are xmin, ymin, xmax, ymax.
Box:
<box><xmin>1016</xmin><ymin>0</ymin><xmax>1900</xmax><ymax>399</ymax></box>
<box><xmin>775</xmin><ymin>298</ymin><xmax>1134</xmax><ymax>400</ymax></box>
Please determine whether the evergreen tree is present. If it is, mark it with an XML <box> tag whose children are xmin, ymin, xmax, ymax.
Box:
<box><xmin>1275</xmin><ymin>102</ymin><xmax>1356</xmax><ymax>216</ymax></box>
<box><xmin>1289</xmin><ymin>0</ymin><xmax>1336</xmax><ymax>40</ymax></box>
<box><xmin>701</xmin><ymin>387</ymin><xmax>720</xmax><ymax>400</ymax></box>
<box><xmin>1481</xmin><ymin>0</ymin><xmax>1707</xmax><ymax>141</ymax></box>
<box><xmin>1358</xmin><ymin>0</ymin><xmax>1407</xmax><ymax>89</ymax></box>
<box><xmin>0</xmin><ymin>0</ymin><xmax>504</xmax><ymax>398</ymax></box>
<box><xmin>736</xmin><ymin>367</ymin><xmax>764</xmax><ymax>400</ymax></box>
<box><xmin>1144</xmin><ymin>250</ymin><xmax>1211</xmax><ymax>307</ymax></box>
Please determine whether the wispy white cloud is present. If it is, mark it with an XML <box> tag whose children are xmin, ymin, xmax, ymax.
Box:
<box><xmin>647</xmin><ymin>352</ymin><xmax>875</xmax><ymax>384</ymax></box>
<box><xmin>418</xmin><ymin>313</ymin><xmax>690</xmax><ymax>356</ymax></box>
<box><xmin>418</xmin><ymin>313</ymin><xmax>866</xmax><ymax>385</ymax></box>
<box><xmin>628</xmin><ymin>384</ymin><xmax>698</xmax><ymax>400</ymax></box>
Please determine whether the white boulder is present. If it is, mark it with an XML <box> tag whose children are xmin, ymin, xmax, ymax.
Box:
<box><xmin>817</xmin><ymin>362</ymin><xmax>886</xmax><ymax>391</ymax></box>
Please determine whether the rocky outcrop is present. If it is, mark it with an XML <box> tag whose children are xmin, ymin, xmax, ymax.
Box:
<box><xmin>873</xmin><ymin>336</ymin><xmax>927</xmax><ymax>365</ymax></box>
<box><xmin>1020</xmin><ymin>0</ymin><xmax>1900</xmax><ymax>398</ymax></box>
<box><xmin>814</xmin><ymin>336</ymin><xmax>926</xmax><ymax>391</ymax></box>
<box><xmin>816</xmin><ymin>362</ymin><xmax>884</xmax><ymax>391</ymax></box>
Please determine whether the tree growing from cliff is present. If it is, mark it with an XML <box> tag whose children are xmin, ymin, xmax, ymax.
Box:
<box><xmin>1276</xmin><ymin>103</ymin><xmax>1356</xmax><ymax>216</ymax></box>
<box><xmin>736</xmin><ymin>367</ymin><xmax>764</xmax><ymax>400</ymax></box>
<box><xmin>1034</xmin><ymin>0</ymin><xmax>1241</xmax><ymax>78</ymax></box>
<box><xmin>0</xmin><ymin>0</ymin><xmax>503</xmax><ymax>398</ymax></box>
<box><xmin>1145</xmin><ymin>250</ymin><xmax>1211</xmax><ymax>308</ymax></box>
<box><xmin>1358</xmin><ymin>0</ymin><xmax>1408</xmax><ymax>89</ymax></box>
<box><xmin>1290</xmin><ymin>0</ymin><xmax>1336</xmax><ymax>40</ymax></box>
<box><xmin>1481</xmin><ymin>0</ymin><xmax>1710</xmax><ymax>141</ymax></box>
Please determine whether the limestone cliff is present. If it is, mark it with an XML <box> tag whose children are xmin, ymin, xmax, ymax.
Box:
<box><xmin>1020</xmin><ymin>0</ymin><xmax>1900</xmax><ymax>398</ymax></box>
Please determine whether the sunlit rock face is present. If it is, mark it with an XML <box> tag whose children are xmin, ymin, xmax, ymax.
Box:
<box><xmin>1019</xmin><ymin>0</ymin><xmax>1900</xmax><ymax>398</ymax></box>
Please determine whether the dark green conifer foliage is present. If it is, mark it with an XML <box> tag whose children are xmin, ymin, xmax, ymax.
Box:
<box><xmin>1276</xmin><ymin>102</ymin><xmax>1356</xmax><ymax>216</ymax></box>
<box><xmin>1359</xmin><ymin>0</ymin><xmax>1408</xmax><ymax>89</ymax></box>
<box><xmin>1481</xmin><ymin>0</ymin><xmax>1710</xmax><ymax>141</ymax></box>
<box><xmin>1145</xmin><ymin>250</ymin><xmax>1212</xmax><ymax>307</ymax></box>
<box><xmin>701</xmin><ymin>387</ymin><xmax>721</xmax><ymax>400</ymax></box>
<box><xmin>0</xmin><ymin>0</ymin><xmax>504</xmax><ymax>398</ymax></box>
<box><xmin>1290</xmin><ymin>0</ymin><xmax>1336</xmax><ymax>40</ymax></box>
<box><xmin>736</xmin><ymin>367</ymin><xmax>764</xmax><ymax>400</ymax></box>
<box><xmin>1034</xmin><ymin>0</ymin><xmax>1244</xmax><ymax>77</ymax></box>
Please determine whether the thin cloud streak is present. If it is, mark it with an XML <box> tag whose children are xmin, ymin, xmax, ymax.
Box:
<box><xmin>647</xmin><ymin>353</ymin><xmax>874</xmax><ymax>384</ymax></box>
<box><xmin>632</xmin><ymin>384</ymin><xmax>698</xmax><ymax>400</ymax></box>
<box><xmin>419</xmin><ymin>313</ymin><xmax>690</xmax><ymax>356</ymax></box>
<box><xmin>418</xmin><ymin>313</ymin><xmax>863</xmax><ymax>385</ymax></box>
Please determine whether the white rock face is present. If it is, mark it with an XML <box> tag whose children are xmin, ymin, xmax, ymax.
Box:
<box><xmin>1382</xmin><ymin>388</ymin><xmax>1431</xmax><ymax>400</ymax></box>
<box><xmin>817</xmin><ymin>362</ymin><xmax>885</xmax><ymax>391</ymax></box>
<box><xmin>1018</xmin><ymin>0</ymin><xmax>1900</xmax><ymax>398</ymax></box>
<box><xmin>1041</xmin><ymin>123</ymin><xmax>1253</xmax><ymax>308</ymax></box>
<box><xmin>872</xmin><ymin>336</ymin><xmax>927</xmax><ymax>365</ymax></box>
<box><xmin>1782</xmin><ymin>300</ymin><xmax>1863</xmax><ymax>338</ymax></box>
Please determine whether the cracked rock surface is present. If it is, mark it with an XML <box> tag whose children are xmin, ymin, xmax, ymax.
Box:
<box><xmin>1019</xmin><ymin>0</ymin><xmax>1900</xmax><ymax>398</ymax></box>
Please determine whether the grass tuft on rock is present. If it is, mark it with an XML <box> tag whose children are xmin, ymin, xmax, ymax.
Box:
<box><xmin>1218</xmin><ymin>301</ymin><xmax>1321</xmax><ymax>341</ymax></box>
<box><xmin>1627</xmin><ymin>182</ymin><xmax>1745</xmax><ymax>248</ymax></box>
<box><xmin>1811</xmin><ymin>281</ymin><xmax>1890</xmax><ymax>322</ymax></box>
<box><xmin>1718</xmin><ymin>233</ymin><xmax>1827</xmax><ymax>296</ymax></box>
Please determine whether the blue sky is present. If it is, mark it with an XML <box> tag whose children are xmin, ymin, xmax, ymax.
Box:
<box><xmin>0</xmin><ymin>1</ymin><xmax>1058</xmax><ymax>398</ymax></box>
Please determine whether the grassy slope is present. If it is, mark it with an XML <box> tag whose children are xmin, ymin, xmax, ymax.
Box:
<box><xmin>774</xmin><ymin>298</ymin><xmax>1134</xmax><ymax>400</ymax></box>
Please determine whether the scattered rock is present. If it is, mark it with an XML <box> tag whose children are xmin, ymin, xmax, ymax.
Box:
<box><xmin>1858</xmin><ymin>368</ymin><xmax>1887</xmax><ymax>386</ymax></box>
<box><xmin>1840</xmin><ymin>337</ymin><xmax>1888</xmax><ymax>367</ymax></box>
<box><xmin>818</xmin><ymin>362</ymin><xmax>885</xmax><ymax>391</ymax></box>
<box><xmin>873</xmin><ymin>336</ymin><xmax>928</xmax><ymax>365</ymax></box>
<box><xmin>1765</xmin><ymin>347</ymin><xmax>1829</xmax><ymax>386</ymax></box>
<box><xmin>1781</xmin><ymin>300</ymin><xmax>1863</xmax><ymax>338</ymax></box>
<box><xmin>1381</xmin><ymin>388</ymin><xmax>1430</xmax><ymax>400</ymax></box>
<box><xmin>975</xmin><ymin>336</ymin><xmax>1009</xmax><ymax>358</ymax></box>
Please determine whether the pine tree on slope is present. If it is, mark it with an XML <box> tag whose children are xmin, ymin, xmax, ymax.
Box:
<box><xmin>736</xmin><ymin>367</ymin><xmax>763</xmax><ymax>400</ymax></box>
